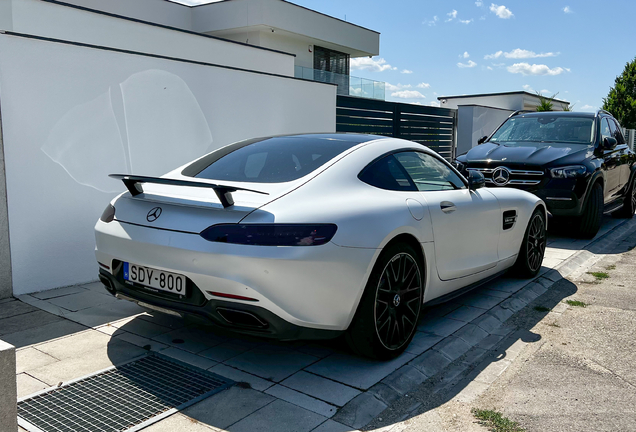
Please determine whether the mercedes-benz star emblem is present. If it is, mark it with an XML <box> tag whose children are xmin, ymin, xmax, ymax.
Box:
<box><xmin>393</xmin><ymin>294</ymin><xmax>401</xmax><ymax>307</ymax></box>
<box><xmin>492</xmin><ymin>167</ymin><xmax>511</xmax><ymax>186</ymax></box>
<box><xmin>146</xmin><ymin>207</ymin><xmax>162</xmax><ymax>222</ymax></box>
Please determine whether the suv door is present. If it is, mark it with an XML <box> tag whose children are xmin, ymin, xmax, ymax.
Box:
<box><xmin>609</xmin><ymin>118</ymin><xmax>632</xmax><ymax>187</ymax></box>
<box><xmin>393</xmin><ymin>151</ymin><xmax>501</xmax><ymax>281</ymax></box>
<box><xmin>600</xmin><ymin>117</ymin><xmax>622</xmax><ymax>203</ymax></box>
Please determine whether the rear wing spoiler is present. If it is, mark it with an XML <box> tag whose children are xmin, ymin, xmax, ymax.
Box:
<box><xmin>109</xmin><ymin>174</ymin><xmax>268</xmax><ymax>208</ymax></box>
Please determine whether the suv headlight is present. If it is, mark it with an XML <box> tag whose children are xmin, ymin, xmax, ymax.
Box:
<box><xmin>550</xmin><ymin>165</ymin><xmax>587</xmax><ymax>178</ymax></box>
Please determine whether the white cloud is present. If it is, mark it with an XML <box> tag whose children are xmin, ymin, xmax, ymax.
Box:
<box><xmin>391</xmin><ymin>90</ymin><xmax>426</xmax><ymax>99</ymax></box>
<box><xmin>485</xmin><ymin>49</ymin><xmax>558</xmax><ymax>59</ymax></box>
<box><xmin>417</xmin><ymin>82</ymin><xmax>431</xmax><ymax>89</ymax></box>
<box><xmin>563</xmin><ymin>6</ymin><xmax>573</xmax><ymax>13</ymax></box>
<box><xmin>486</xmin><ymin>66</ymin><xmax>493</xmax><ymax>70</ymax></box>
<box><xmin>489</xmin><ymin>3</ymin><xmax>513</xmax><ymax>19</ymax></box>
<box><xmin>385</xmin><ymin>83</ymin><xmax>412</xmax><ymax>92</ymax></box>
<box><xmin>507</xmin><ymin>63</ymin><xmax>569</xmax><ymax>76</ymax></box>
<box><xmin>460</xmin><ymin>19</ymin><xmax>474</xmax><ymax>24</ymax></box>
<box><xmin>350</xmin><ymin>57</ymin><xmax>397</xmax><ymax>72</ymax></box>
<box><xmin>475</xmin><ymin>1</ymin><xmax>483</xmax><ymax>6</ymax></box>
<box><xmin>446</xmin><ymin>9</ymin><xmax>458</xmax><ymax>22</ymax></box>
<box><xmin>425</xmin><ymin>16</ymin><xmax>439</xmax><ymax>26</ymax></box>
<box><xmin>581</xmin><ymin>104</ymin><xmax>594</xmax><ymax>110</ymax></box>
<box><xmin>522</xmin><ymin>84</ymin><xmax>534</xmax><ymax>92</ymax></box>
<box><xmin>540</xmin><ymin>89</ymin><xmax>551</xmax><ymax>95</ymax></box>
<box><xmin>430</xmin><ymin>101</ymin><xmax>441</xmax><ymax>107</ymax></box>
<box><xmin>458</xmin><ymin>60</ymin><xmax>478</xmax><ymax>68</ymax></box>
<box><xmin>401</xmin><ymin>69</ymin><xmax>414</xmax><ymax>74</ymax></box>
<box><xmin>461</xmin><ymin>52</ymin><xmax>470</xmax><ymax>59</ymax></box>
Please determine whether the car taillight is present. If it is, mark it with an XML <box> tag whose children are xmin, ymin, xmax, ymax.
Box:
<box><xmin>200</xmin><ymin>224</ymin><xmax>337</xmax><ymax>246</ymax></box>
<box><xmin>100</xmin><ymin>204</ymin><xmax>116</xmax><ymax>223</ymax></box>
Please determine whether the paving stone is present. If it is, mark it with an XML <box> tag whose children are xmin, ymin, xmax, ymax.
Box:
<box><xmin>266</xmin><ymin>384</ymin><xmax>337</xmax><ymax>418</ymax></box>
<box><xmin>305</xmin><ymin>352</ymin><xmax>415</xmax><ymax>390</ymax></box>
<box><xmin>143</xmin><ymin>413</ymin><xmax>220</xmax><ymax>431</ymax></box>
<box><xmin>138</xmin><ymin>311</ymin><xmax>187</xmax><ymax>330</ymax></box>
<box><xmin>1</xmin><ymin>320</ymin><xmax>87</xmax><ymax>349</ymax></box>
<box><xmin>490</xmin><ymin>324</ymin><xmax>516</xmax><ymax>337</ymax></box>
<box><xmin>0</xmin><ymin>310</ymin><xmax>63</xmax><ymax>337</ymax></box>
<box><xmin>152</xmin><ymin>326</ymin><xmax>227</xmax><ymax>354</ymax></box>
<box><xmin>35</xmin><ymin>329</ymin><xmax>112</xmax><ymax>360</ymax></box>
<box><xmin>47</xmin><ymin>291</ymin><xmax>117</xmax><ymax>312</ymax></box>
<box><xmin>433</xmin><ymin>336</ymin><xmax>472</xmax><ymax>361</ymax></box>
<box><xmin>30</xmin><ymin>286</ymin><xmax>87</xmax><ymax>300</ymax></box>
<box><xmin>471</xmin><ymin>314</ymin><xmax>502</xmax><ymax>334</ymax></box>
<box><xmin>184</xmin><ymin>386</ymin><xmax>275</xmax><ymax>430</ymax></box>
<box><xmin>453</xmin><ymin>324</ymin><xmax>489</xmax><ymax>347</ymax></box>
<box><xmin>15</xmin><ymin>348</ymin><xmax>58</xmax><ymax>374</ymax></box>
<box><xmin>487</xmin><ymin>306</ymin><xmax>515</xmax><ymax>323</ymax></box>
<box><xmin>381</xmin><ymin>365</ymin><xmax>427</xmax><ymax>395</ymax></box>
<box><xmin>113</xmin><ymin>331</ymin><xmax>169</xmax><ymax>352</ymax></box>
<box><xmin>16</xmin><ymin>373</ymin><xmax>49</xmax><ymax>398</ymax></box>
<box><xmin>445</xmin><ymin>306</ymin><xmax>486</xmax><ymax>323</ymax></box>
<box><xmin>535</xmin><ymin>277</ymin><xmax>554</xmax><ymax>289</ymax></box>
<box><xmin>485</xmin><ymin>278</ymin><xmax>527</xmax><ymax>294</ymax></box>
<box><xmin>296</xmin><ymin>343</ymin><xmax>335</xmax><ymax>359</ymax></box>
<box><xmin>207</xmin><ymin>364</ymin><xmax>274</xmax><ymax>392</ymax></box>
<box><xmin>455</xmin><ymin>294</ymin><xmax>503</xmax><ymax>310</ymax></box>
<box><xmin>476</xmin><ymin>334</ymin><xmax>504</xmax><ymax>351</ymax></box>
<box><xmin>0</xmin><ymin>301</ymin><xmax>38</xmax><ymax>320</ymax></box>
<box><xmin>63</xmin><ymin>300</ymin><xmax>146</xmax><ymax>328</ymax></box>
<box><xmin>482</xmin><ymin>289</ymin><xmax>513</xmax><ymax>299</ymax></box>
<box><xmin>474</xmin><ymin>359</ymin><xmax>512</xmax><ymax>384</ymax></box>
<box><xmin>513</xmin><ymin>286</ymin><xmax>539</xmax><ymax>304</ymax></box>
<box><xmin>408</xmin><ymin>349</ymin><xmax>451</xmax><ymax>377</ymax></box>
<box><xmin>367</xmin><ymin>382</ymin><xmax>400</xmax><ymax>405</ymax></box>
<box><xmin>197</xmin><ymin>339</ymin><xmax>260</xmax><ymax>363</ymax></box>
<box><xmin>461</xmin><ymin>347</ymin><xmax>489</xmax><ymax>366</ymax></box>
<box><xmin>225</xmin><ymin>347</ymin><xmax>318</xmax><ymax>382</ymax></box>
<box><xmin>499</xmin><ymin>296</ymin><xmax>527</xmax><ymax>313</ymax></box>
<box><xmin>525</xmin><ymin>282</ymin><xmax>548</xmax><ymax>297</ymax></box>
<box><xmin>281</xmin><ymin>371</ymin><xmax>361</xmax><ymax>407</ymax></box>
<box><xmin>160</xmin><ymin>347</ymin><xmax>218</xmax><ymax>370</ymax></box>
<box><xmin>311</xmin><ymin>419</ymin><xmax>354</xmax><ymax>432</ymax></box>
<box><xmin>111</xmin><ymin>316</ymin><xmax>173</xmax><ymax>339</ymax></box>
<box><xmin>333</xmin><ymin>392</ymin><xmax>387</xmax><ymax>429</ymax></box>
<box><xmin>405</xmin><ymin>332</ymin><xmax>443</xmax><ymax>355</ymax></box>
<box><xmin>430</xmin><ymin>362</ymin><xmax>469</xmax><ymax>394</ymax></box>
<box><xmin>0</xmin><ymin>297</ymin><xmax>15</xmax><ymax>304</ymax></box>
<box><xmin>454</xmin><ymin>380</ymin><xmax>490</xmax><ymax>403</ymax></box>
<box><xmin>417</xmin><ymin>317</ymin><xmax>466</xmax><ymax>337</ymax></box>
<box><xmin>228</xmin><ymin>399</ymin><xmax>326</xmax><ymax>432</ymax></box>
<box><xmin>543</xmin><ymin>269</ymin><xmax>562</xmax><ymax>282</ymax></box>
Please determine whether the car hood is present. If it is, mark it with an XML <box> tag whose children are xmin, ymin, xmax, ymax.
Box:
<box><xmin>458</xmin><ymin>142</ymin><xmax>592</xmax><ymax>166</ymax></box>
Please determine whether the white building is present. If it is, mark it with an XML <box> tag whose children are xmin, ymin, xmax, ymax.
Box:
<box><xmin>0</xmin><ymin>0</ymin><xmax>380</xmax><ymax>297</ymax></box>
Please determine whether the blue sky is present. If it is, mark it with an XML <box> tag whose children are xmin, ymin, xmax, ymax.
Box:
<box><xmin>287</xmin><ymin>0</ymin><xmax>636</xmax><ymax>112</ymax></box>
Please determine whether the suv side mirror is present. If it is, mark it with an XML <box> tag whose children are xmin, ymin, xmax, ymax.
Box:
<box><xmin>603</xmin><ymin>137</ymin><xmax>617</xmax><ymax>150</ymax></box>
<box><xmin>467</xmin><ymin>170</ymin><xmax>485</xmax><ymax>190</ymax></box>
<box><xmin>477</xmin><ymin>136</ymin><xmax>489</xmax><ymax>145</ymax></box>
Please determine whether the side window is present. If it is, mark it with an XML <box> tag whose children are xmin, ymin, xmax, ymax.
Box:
<box><xmin>610</xmin><ymin>119</ymin><xmax>626</xmax><ymax>144</ymax></box>
<box><xmin>358</xmin><ymin>155</ymin><xmax>416</xmax><ymax>191</ymax></box>
<box><xmin>394</xmin><ymin>152</ymin><xmax>466</xmax><ymax>191</ymax></box>
<box><xmin>600</xmin><ymin>118</ymin><xmax>612</xmax><ymax>141</ymax></box>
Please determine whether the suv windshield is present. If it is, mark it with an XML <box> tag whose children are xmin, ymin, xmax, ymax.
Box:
<box><xmin>185</xmin><ymin>135</ymin><xmax>363</xmax><ymax>183</ymax></box>
<box><xmin>490</xmin><ymin>116</ymin><xmax>595</xmax><ymax>145</ymax></box>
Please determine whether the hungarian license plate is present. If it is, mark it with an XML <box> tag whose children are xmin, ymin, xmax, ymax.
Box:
<box><xmin>123</xmin><ymin>262</ymin><xmax>186</xmax><ymax>294</ymax></box>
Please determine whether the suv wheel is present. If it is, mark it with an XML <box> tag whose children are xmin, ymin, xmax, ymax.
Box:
<box><xmin>577</xmin><ymin>183</ymin><xmax>603</xmax><ymax>239</ymax></box>
<box><xmin>614</xmin><ymin>175</ymin><xmax>636</xmax><ymax>219</ymax></box>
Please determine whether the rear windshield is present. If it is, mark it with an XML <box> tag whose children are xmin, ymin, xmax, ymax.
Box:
<box><xmin>491</xmin><ymin>116</ymin><xmax>595</xmax><ymax>145</ymax></box>
<box><xmin>186</xmin><ymin>136</ymin><xmax>362</xmax><ymax>183</ymax></box>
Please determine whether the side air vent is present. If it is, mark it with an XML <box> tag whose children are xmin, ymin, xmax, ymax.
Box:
<box><xmin>503</xmin><ymin>210</ymin><xmax>517</xmax><ymax>230</ymax></box>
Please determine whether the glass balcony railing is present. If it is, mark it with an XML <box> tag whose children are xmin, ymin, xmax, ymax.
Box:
<box><xmin>294</xmin><ymin>66</ymin><xmax>385</xmax><ymax>101</ymax></box>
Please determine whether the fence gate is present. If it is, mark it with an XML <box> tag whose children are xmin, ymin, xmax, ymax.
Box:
<box><xmin>336</xmin><ymin>95</ymin><xmax>457</xmax><ymax>160</ymax></box>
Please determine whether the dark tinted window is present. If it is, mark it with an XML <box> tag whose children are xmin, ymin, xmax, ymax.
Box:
<box><xmin>609</xmin><ymin>119</ymin><xmax>626</xmax><ymax>144</ymax></box>
<box><xmin>359</xmin><ymin>155</ymin><xmax>416</xmax><ymax>191</ymax></box>
<box><xmin>394</xmin><ymin>152</ymin><xmax>465</xmax><ymax>191</ymax></box>
<box><xmin>600</xmin><ymin>118</ymin><xmax>612</xmax><ymax>141</ymax></box>
<box><xmin>191</xmin><ymin>136</ymin><xmax>361</xmax><ymax>183</ymax></box>
<box><xmin>491</xmin><ymin>116</ymin><xmax>594</xmax><ymax>144</ymax></box>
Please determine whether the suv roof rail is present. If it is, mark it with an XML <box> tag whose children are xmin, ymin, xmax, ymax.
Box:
<box><xmin>597</xmin><ymin>109</ymin><xmax>612</xmax><ymax>117</ymax></box>
<box><xmin>509</xmin><ymin>110</ymin><xmax>534</xmax><ymax>118</ymax></box>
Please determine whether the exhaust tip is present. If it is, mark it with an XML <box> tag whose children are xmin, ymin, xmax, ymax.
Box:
<box><xmin>99</xmin><ymin>275</ymin><xmax>116</xmax><ymax>296</ymax></box>
<box><xmin>216</xmin><ymin>307</ymin><xmax>268</xmax><ymax>329</ymax></box>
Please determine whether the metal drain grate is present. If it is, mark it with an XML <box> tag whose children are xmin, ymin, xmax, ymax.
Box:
<box><xmin>17</xmin><ymin>353</ymin><xmax>233</xmax><ymax>432</ymax></box>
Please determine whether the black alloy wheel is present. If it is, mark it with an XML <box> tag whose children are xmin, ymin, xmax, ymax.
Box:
<box><xmin>615</xmin><ymin>175</ymin><xmax>636</xmax><ymax>219</ymax></box>
<box><xmin>374</xmin><ymin>253</ymin><xmax>422</xmax><ymax>351</ymax></box>
<box><xmin>346</xmin><ymin>243</ymin><xmax>424</xmax><ymax>359</ymax></box>
<box><xmin>513</xmin><ymin>209</ymin><xmax>547</xmax><ymax>278</ymax></box>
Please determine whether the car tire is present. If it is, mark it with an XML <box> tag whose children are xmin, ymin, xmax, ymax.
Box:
<box><xmin>613</xmin><ymin>175</ymin><xmax>636</xmax><ymax>219</ymax></box>
<box><xmin>346</xmin><ymin>243</ymin><xmax>424</xmax><ymax>360</ymax></box>
<box><xmin>576</xmin><ymin>183</ymin><xmax>603</xmax><ymax>239</ymax></box>
<box><xmin>513</xmin><ymin>208</ymin><xmax>547</xmax><ymax>278</ymax></box>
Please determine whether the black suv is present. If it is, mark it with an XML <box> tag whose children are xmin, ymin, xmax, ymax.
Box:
<box><xmin>455</xmin><ymin>110</ymin><xmax>636</xmax><ymax>238</ymax></box>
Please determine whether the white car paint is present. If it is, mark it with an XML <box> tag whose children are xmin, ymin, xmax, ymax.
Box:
<box><xmin>95</xmin><ymin>134</ymin><xmax>545</xmax><ymax>334</ymax></box>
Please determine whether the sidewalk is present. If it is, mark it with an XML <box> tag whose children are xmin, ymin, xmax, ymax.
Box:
<box><xmin>3</xmin><ymin>216</ymin><xmax>634</xmax><ymax>432</ymax></box>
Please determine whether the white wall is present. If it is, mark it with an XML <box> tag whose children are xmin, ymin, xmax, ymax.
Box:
<box><xmin>0</xmin><ymin>33</ymin><xmax>336</xmax><ymax>295</ymax></box>
<box><xmin>457</xmin><ymin>105</ymin><xmax>513</xmax><ymax>156</ymax></box>
<box><xmin>2</xmin><ymin>0</ymin><xmax>295</xmax><ymax>76</ymax></box>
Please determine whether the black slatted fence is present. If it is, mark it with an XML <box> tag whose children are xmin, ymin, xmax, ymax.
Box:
<box><xmin>336</xmin><ymin>95</ymin><xmax>457</xmax><ymax>160</ymax></box>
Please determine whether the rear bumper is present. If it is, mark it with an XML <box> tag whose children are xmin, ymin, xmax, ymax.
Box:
<box><xmin>98</xmin><ymin>270</ymin><xmax>341</xmax><ymax>340</ymax></box>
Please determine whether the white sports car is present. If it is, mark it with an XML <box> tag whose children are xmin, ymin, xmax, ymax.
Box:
<box><xmin>95</xmin><ymin>134</ymin><xmax>547</xmax><ymax>359</ymax></box>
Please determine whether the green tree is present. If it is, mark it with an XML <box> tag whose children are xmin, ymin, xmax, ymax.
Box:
<box><xmin>603</xmin><ymin>57</ymin><xmax>636</xmax><ymax>129</ymax></box>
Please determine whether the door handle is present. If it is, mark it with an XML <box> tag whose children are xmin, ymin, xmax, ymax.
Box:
<box><xmin>440</xmin><ymin>201</ymin><xmax>456</xmax><ymax>213</ymax></box>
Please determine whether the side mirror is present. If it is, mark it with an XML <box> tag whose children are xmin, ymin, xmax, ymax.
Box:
<box><xmin>477</xmin><ymin>136</ymin><xmax>489</xmax><ymax>145</ymax></box>
<box><xmin>467</xmin><ymin>170</ymin><xmax>485</xmax><ymax>190</ymax></box>
<box><xmin>603</xmin><ymin>137</ymin><xmax>617</xmax><ymax>150</ymax></box>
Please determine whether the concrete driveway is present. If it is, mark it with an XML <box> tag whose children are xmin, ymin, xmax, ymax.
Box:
<box><xmin>4</xmin><ymin>215</ymin><xmax>635</xmax><ymax>432</ymax></box>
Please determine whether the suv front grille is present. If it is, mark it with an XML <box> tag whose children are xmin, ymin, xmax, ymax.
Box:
<box><xmin>467</xmin><ymin>167</ymin><xmax>544</xmax><ymax>186</ymax></box>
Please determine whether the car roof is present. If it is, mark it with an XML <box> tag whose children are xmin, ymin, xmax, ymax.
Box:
<box><xmin>515</xmin><ymin>111</ymin><xmax>596</xmax><ymax>119</ymax></box>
